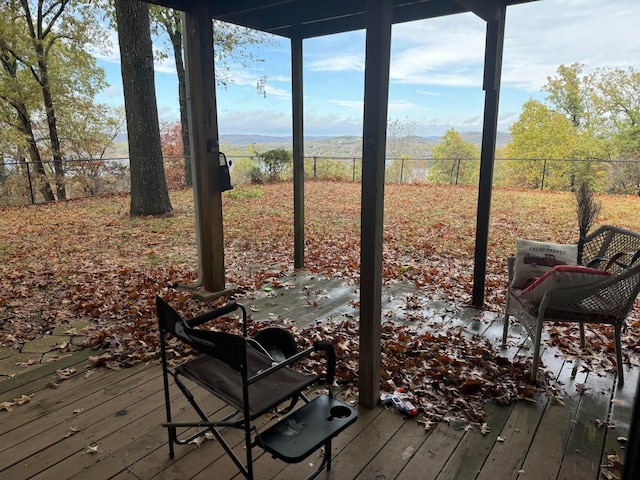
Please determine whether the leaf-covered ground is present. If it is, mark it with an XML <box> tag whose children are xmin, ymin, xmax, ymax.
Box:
<box><xmin>1</xmin><ymin>182</ymin><xmax>639</xmax><ymax>421</ymax></box>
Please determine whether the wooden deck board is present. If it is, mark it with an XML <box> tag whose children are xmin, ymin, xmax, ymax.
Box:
<box><xmin>0</xmin><ymin>277</ymin><xmax>636</xmax><ymax>480</ymax></box>
<box><xmin>435</xmin><ymin>402</ymin><xmax>515</xmax><ymax>480</ymax></box>
<box><xmin>556</xmin><ymin>370</ymin><xmax>615</xmax><ymax>480</ymax></box>
<box><xmin>601</xmin><ymin>366</ymin><xmax>638</xmax><ymax>463</ymax></box>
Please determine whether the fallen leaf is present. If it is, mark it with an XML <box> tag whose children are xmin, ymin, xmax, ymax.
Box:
<box><xmin>496</xmin><ymin>436</ymin><xmax>505</xmax><ymax>443</ymax></box>
<box><xmin>480</xmin><ymin>423</ymin><xmax>491</xmax><ymax>435</ymax></box>
<box><xmin>64</xmin><ymin>426</ymin><xmax>80</xmax><ymax>438</ymax></box>
<box><xmin>0</xmin><ymin>401</ymin><xmax>14</xmax><ymax>412</ymax></box>
<box><xmin>85</xmin><ymin>445</ymin><xmax>99</xmax><ymax>454</ymax></box>
<box><xmin>189</xmin><ymin>435</ymin><xmax>207</xmax><ymax>447</ymax></box>
<box><xmin>14</xmin><ymin>394</ymin><xmax>31</xmax><ymax>406</ymax></box>
<box><xmin>401</xmin><ymin>445</ymin><xmax>415</xmax><ymax>461</ymax></box>
<box><xmin>575</xmin><ymin>383</ymin><xmax>589</xmax><ymax>395</ymax></box>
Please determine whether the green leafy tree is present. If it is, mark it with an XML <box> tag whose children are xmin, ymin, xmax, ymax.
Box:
<box><xmin>594</xmin><ymin>67</ymin><xmax>640</xmax><ymax>159</ymax></box>
<box><xmin>544</xmin><ymin>63</ymin><xmax>595</xmax><ymax>129</ymax></box>
<box><xmin>0</xmin><ymin>0</ymin><xmax>115</xmax><ymax>202</ymax></box>
<box><xmin>0</xmin><ymin>5</ymin><xmax>54</xmax><ymax>201</ymax></box>
<box><xmin>14</xmin><ymin>0</ymin><xmax>107</xmax><ymax>200</ymax></box>
<box><xmin>256</xmin><ymin>148</ymin><xmax>292</xmax><ymax>182</ymax></box>
<box><xmin>504</xmin><ymin>100</ymin><xmax>580</xmax><ymax>190</ymax></box>
<box><xmin>428</xmin><ymin>129</ymin><xmax>479</xmax><ymax>185</ymax></box>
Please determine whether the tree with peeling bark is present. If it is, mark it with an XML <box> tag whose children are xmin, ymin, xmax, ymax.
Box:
<box><xmin>114</xmin><ymin>0</ymin><xmax>172</xmax><ymax>216</ymax></box>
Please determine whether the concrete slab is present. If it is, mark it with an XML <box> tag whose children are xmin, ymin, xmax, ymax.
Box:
<box><xmin>41</xmin><ymin>352</ymin><xmax>74</xmax><ymax>364</ymax></box>
<box><xmin>0</xmin><ymin>352</ymin><xmax>43</xmax><ymax>377</ymax></box>
<box><xmin>20</xmin><ymin>335</ymin><xmax>70</xmax><ymax>354</ymax></box>
<box><xmin>0</xmin><ymin>346</ymin><xmax>19</xmax><ymax>360</ymax></box>
<box><xmin>52</xmin><ymin>320</ymin><xmax>93</xmax><ymax>336</ymax></box>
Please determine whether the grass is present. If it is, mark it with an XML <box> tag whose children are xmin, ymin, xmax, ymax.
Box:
<box><xmin>1</xmin><ymin>180</ymin><xmax>640</xmax><ymax>347</ymax></box>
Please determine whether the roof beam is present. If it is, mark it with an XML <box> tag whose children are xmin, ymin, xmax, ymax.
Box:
<box><xmin>454</xmin><ymin>0</ymin><xmax>500</xmax><ymax>21</ymax></box>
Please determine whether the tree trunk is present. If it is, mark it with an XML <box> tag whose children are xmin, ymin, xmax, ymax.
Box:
<box><xmin>165</xmin><ymin>12</ymin><xmax>192</xmax><ymax>187</ymax></box>
<box><xmin>38</xmin><ymin>59</ymin><xmax>66</xmax><ymax>200</ymax></box>
<box><xmin>0</xmin><ymin>39</ymin><xmax>55</xmax><ymax>201</ymax></box>
<box><xmin>14</xmin><ymin>101</ymin><xmax>55</xmax><ymax>202</ymax></box>
<box><xmin>115</xmin><ymin>0</ymin><xmax>172</xmax><ymax>216</ymax></box>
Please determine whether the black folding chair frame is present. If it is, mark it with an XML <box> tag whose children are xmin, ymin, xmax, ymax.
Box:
<box><xmin>156</xmin><ymin>296</ymin><xmax>357</xmax><ymax>480</ymax></box>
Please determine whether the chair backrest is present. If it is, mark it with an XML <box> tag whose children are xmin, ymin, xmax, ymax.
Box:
<box><xmin>583</xmin><ymin>225</ymin><xmax>640</xmax><ymax>274</ymax></box>
<box><xmin>156</xmin><ymin>296</ymin><xmax>246</xmax><ymax>373</ymax></box>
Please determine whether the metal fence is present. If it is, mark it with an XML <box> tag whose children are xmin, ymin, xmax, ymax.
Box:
<box><xmin>1</xmin><ymin>155</ymin><xmax>639</xmax><ymax>208</ymax></box>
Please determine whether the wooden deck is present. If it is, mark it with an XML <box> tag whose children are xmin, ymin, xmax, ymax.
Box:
<box><xmin>0</xmin><ymin>273</ymin><xmax>635</xmax><ymax>479</ymax></box>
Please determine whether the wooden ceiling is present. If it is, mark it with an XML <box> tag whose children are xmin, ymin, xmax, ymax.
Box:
<box><xmin>146</xmin><ymin>0</ymin><xmax>538</xmax><ymax>38</ymax></box>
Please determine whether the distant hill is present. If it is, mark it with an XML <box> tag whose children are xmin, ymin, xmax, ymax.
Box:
<box><xmin>110</xmin><ymin>131</ymin><xmax>512</xmax><ymax>159</ymax></box>
<box><xmin>221</xmin><ymin>134</ymin><xmax>333</xmax><ymax>145</ymax></box>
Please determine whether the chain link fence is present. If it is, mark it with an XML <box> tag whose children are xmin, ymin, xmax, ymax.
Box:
<box><xmin>1</xmin><ymin>155</ymin><xmax>639</xmax><ymax>208</ymax></box>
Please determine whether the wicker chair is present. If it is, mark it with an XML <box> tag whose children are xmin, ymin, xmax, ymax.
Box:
<box><xmin>503</xmin><ymin>225</ymin><xmax>640</xmax><ymax>384</ymax></box>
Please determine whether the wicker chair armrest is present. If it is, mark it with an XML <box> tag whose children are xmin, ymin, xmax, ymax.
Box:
<box><xmin>539</xmin><ymin>263</ymin><xmax>640</xmax><ymax>319</ymax></box>
<box><xmin>506</xmin><ymin>256</ymin><xmax>516</xmax><ymax>284</ymax></box>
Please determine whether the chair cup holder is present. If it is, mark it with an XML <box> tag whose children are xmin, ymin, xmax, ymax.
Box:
<box><xmin>328</xmin><ymin>405</ymin><xmax>352</xmax><ymax>420</ymax></box>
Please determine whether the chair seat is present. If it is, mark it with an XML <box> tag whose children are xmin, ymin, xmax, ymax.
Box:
<box><xmin>509</xmin><ymin>287</ymin><xmax>619</xmax><ymax>324</ymax></box>
<box><xmin>257</xmin><ymin>394</ymin><xmax>358</xmax><ymax>463</ymax></box>
<box><xmin>178</xmin><ymin>347</ymin><xmax>319</xmax><ymax>418</ymax></box>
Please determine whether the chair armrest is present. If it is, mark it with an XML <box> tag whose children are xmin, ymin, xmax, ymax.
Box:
<box><xmin>538</xmin><ymin>263</ymin><xmax>640</xmax><ymax>319</ymax></box>
<box><xmin>506</xmin><ymin>256</ymin><xmax>516</xmax><ymax>284</ymax></box>
<box><xmin>313</xmin><ymin>341</ymin><xmax>336</xmax><ymax>387</ymax></box>
<box><xmin>187</xmin><ymin>303</ymin><xmax>250</xmax><ymax>337</ymax></box>
<box><xmin>248</xmin><ymin>341</ymin><xmax>338</xmax><ymax>393</ymax></box>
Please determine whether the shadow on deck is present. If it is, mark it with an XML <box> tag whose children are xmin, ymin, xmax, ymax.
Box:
<box><xmin>0</xmin><ymin>272</ymin><xmax>635</xmax><ymax>479</ymax></box>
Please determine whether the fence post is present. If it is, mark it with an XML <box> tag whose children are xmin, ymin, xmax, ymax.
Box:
<box><xmin>352</xmin><ymin>158</ymin><xmax>356</xmax><ymax>182</ymax></box>
<box><xmin>26</xmin><ymin>161</ymin><xmax>35</xmax><ymax>205</ymax></box>
<box><xmin>400</xmin><ymin>157</ymin><xmax>405</xmax><ymax>184</ymax></box>
<box><xmin>313</xmin><ymin>156</ymin><xmax>317</xmax><ymax>178</ymax></box>
<box><xmin>455</xmin><ymin>158</ymin><xmax>461</xmax><ymax>185</ymax></box>
<box><xmin>541</xmin><ymin>159</ymin><xmax>547</xmax><ymax>190</ymax></box>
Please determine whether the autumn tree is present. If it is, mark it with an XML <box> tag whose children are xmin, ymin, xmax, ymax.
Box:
<box><xmin>428</xmin><ymin>129</ymin><xmax>479</xmax><ymax>185</ymax></box>
<box><xmin>149</xmin><ymin>6</ymin><xmax>271</xmax><ymax>186</ymax></box>
<box><xmin>0</xmin><ymin>0</ymin><xmax>113</xmax><ymax>202</ymax></box>
<box><xmin>504</xmin><ymin>100</ymin><xmax>584</xmax><ymax>190</ymax></box>
<box><xmin>544</xmin><ymin>63</ymin><xmax>594</xmax><ymax>129</ymax></box>
<box><xmin>386</xmin><ymin>117</ymin><xmax>419</xmax><ymax>183</ymax></box>
<box><xmin>114</xmin><ymin>0</ymin><xmax>172</xmax><ymax>216</ymax></box>
<box><xmin>543</xmin><ymin>64</ymin><xmax>640</xmax><ymax>192</ymax></box>
<box><xmin>12</xmin><ymin>0</ymin><xmax>104</xmax><ymax>200</ymax></box>
<box><xmin>0</xmin><ymin>6</ymin><xmax>54</xmax><ymax>201</ymax></box>
<box><xmin>594</xmin><ymin>67</ymin><xmax>640</xmax><ymax>158</ymax></box>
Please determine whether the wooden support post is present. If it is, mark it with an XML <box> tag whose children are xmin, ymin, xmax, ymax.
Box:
<box><xmin>472</xmin><ymin>3</ymin><xmax>506</xmax><ymax>307</ymax></box>
<box><xmin>291</xmin><ymin>36</ymin><xmax>305</xmax><ymax>269</ymax></box>
<box><xmin>183</xmin><ymin>7</ymin><xmax>227</xmax><ymax>295</ymax></box>
<box><xmin>359</xmin><ymin>0</ymin><xmax>392</xmax><ymax>409</ymax></box>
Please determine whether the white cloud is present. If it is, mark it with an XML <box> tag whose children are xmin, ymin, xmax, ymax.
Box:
<box><xmin>97</xmin><ymin>0</ymin><xmax>640</xmax><ymax>138</ymax></box>
<box><xmin>418</xmin><ymin>90</ymin><xmax>442</xmax><ymax>97</ymax></box>
<box><xmin>329</xmin><ymin>99</ymin><xmax>362</xmax><ymax>109</ymax></box>
<box><xmin>388</xmin><ymin>100</ymin><xmax>419</xmax><ymax>112</ymax></box>
<box><xmin>308</xmin><ymin>55</ymin><xmax>365</xmax><ymax>72</ymax></box>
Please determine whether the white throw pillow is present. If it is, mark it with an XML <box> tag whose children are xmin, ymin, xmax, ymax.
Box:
<box><xmin>520</xmin><ymin>265</ymin><xmax>612</xmax><ymax>303</ymax></box>
<box><xmin>511</xmin><ymin>239</ymin><xmax>578</xmax><ymax>288</ymax></box>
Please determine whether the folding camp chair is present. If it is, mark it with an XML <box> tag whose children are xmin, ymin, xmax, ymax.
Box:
<box><xmin>156</xmin><ymin>296</ymin><xmax>358</xmax><ymax>480</ymax></box>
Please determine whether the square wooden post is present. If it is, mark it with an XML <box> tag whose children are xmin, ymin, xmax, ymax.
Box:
<box><xmin>359</xmin><ymin>0</ymin><xmax>392</xmax><ymax>409</ymax></box>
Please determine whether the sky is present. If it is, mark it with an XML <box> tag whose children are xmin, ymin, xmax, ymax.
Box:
<box><xmin>95</xmin><ymin>0</ymin><xmax>640</xmax><ymax>138</ymax></box>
